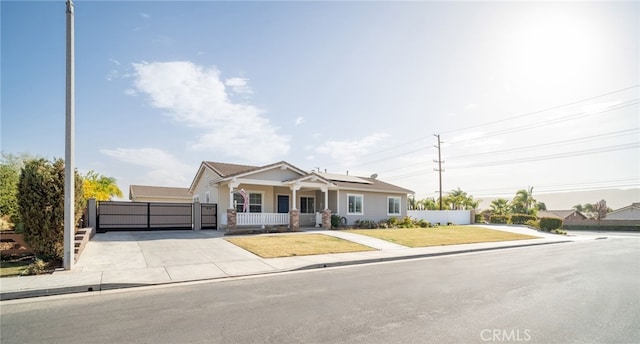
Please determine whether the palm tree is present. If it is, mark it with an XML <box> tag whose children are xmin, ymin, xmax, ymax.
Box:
<box><xmin>490</xmin><ymin>198</ymin><xmax>511</xmax><ymax>216</ymax></box>
<box><xmin>512</xmin><ymin>187</ymin><xmax>537</xmax><ymax>215</ymax></box>
<box><xmin>83</xmin><ymin>170</ymin><xmax>123</xmax><ymax>201</ymax></box>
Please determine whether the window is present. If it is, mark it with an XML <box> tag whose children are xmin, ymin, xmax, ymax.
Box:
<box><xmin>388</xmin><ymin>196</ymin><xmax>401</xmax><ymax>215</ymax></box>
<box><xmin>347</xmin><ymin>194</ymin><xmax>363</xmax><ymax>215</ymax></box>
<box><xmin>234</xmin><ymin>192</ymin><xmax>262</xmax><ymax>213</ymax></box>
<box><xmin>300</xmin><ymin>197</ymin><xmax>315</xmax><ymax>214</ymax></box>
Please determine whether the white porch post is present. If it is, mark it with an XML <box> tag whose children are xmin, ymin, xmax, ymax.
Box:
<box><xmin>291</xmin><ymin>184</ymin><xmax>300</xmax><ymax>210</ymax></box>
<box><xmin>322</xmin><ymin>186</ymin><xmax>329</xmax><ymax>210</ymax></box>
<box><xmin>228</xmin><ymin>181</ymin><xmax>239</xmax><ymax>208</ymax></box>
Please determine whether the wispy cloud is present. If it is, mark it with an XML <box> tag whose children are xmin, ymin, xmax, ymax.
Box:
<box><xmin>294</xmin><ymin>116</ymin><xmax>304</xmax><ymax>125</ymax></box>
<box><xmin>130</xmin><ymin>61</ymin><xmax>289</xmax><ymax>163</ymax></box>
<box><xmin>224</xmin><ymin>77</ymin><xmax>253</xmax><ymax>95</ymax></box>
<box><xmin>316</xmin><ymin>133</ymin><xmax>389</xmax><ymax>166</ymax></box>
<box><xmin>100</xmin><ymin>148</ymin><xmax>193</xmax><ymax>186</ymax></box>
<box><xmin>465</xmin><ymin>103</ymin><xmax>478</xmax><ymax>110</ymax></box>
<box><xmin>140</xmin><ymin>12</ymin><xmax>151</xmax><ymax>19</ymax></box>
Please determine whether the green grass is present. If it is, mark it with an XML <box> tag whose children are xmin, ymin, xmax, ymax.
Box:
<box><xmin>0</xmin><ymin>260</ymin><xmax>30</xmax><ymax>277</ymax></box>
<box><xmin>347</xmin><ymin>226</ymin><xmax>539</xmax><ymax>248</ymax></box>
<box><xmin>225</xmin><ymin>233</ymin><xmax>376</xmax><ymax>258</ymax></box>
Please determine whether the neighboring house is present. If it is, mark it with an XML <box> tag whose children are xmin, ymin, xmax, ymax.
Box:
<box><xmin>605</xmin><ymin>203</ymin><xmax>640</xmax><ymax>220</ymax></box>
<box><xmin>189</xmin><ymin>161</ymin><xmax>413</xmax><ymax>229</ymax></box>
<box><xmin>129</xmin><ymin>185</ymin><xmax>192</xmax><ymax>203</ymax></box>
<box><xmin>538</xmin><ymin>210</ymin><xmax>587</xmax><ymax>221</ymax></box>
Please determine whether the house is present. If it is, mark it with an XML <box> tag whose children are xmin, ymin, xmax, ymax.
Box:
<box><xmin>129</xmin><ymin>185</ymin><xmax>192</xmax><ymax>203</ymax></box>
<box><xmin>189</xmin><ymin>161</ymin><xmax>413</xmax><ymax>230</ymax></box>
<box><xmin>538</xmin><ymin>210</ymin><xmax>587</xmax><ymax>221</ymax></box>
<box><xmin>605</xmin><ymin>203</ymin><xmax>640</xmax><ymax>220</ymax></box>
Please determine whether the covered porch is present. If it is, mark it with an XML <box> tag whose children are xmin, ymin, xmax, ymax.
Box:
<box><xmin>225</xmin><ymin>173</ymin><xmax>335</xmax><ymax>230</ymax></box>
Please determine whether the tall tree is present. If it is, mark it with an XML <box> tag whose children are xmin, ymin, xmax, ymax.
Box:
<box><xmin>512</xmin><ymin>187</ymin><xmax>537</xmax><ymax>215</ymax></box>
<box><xmin>82</xmin><ymin>170</ymin><xmax>123</xmax><ymax>201</ymax></box>
<box><xmin>592</xmin><ymin>199</ymin><xmax>608</xmax><ymax>221</ymax></box>
<box><xmin>17</xmin><ymin>158</ymin><xmax>85</xmax><ymax>260</ymax></box>
<box><xmin>0</xmin><ymin>152</ymin><xmax>38</xmax><ymax>229</ymax></box>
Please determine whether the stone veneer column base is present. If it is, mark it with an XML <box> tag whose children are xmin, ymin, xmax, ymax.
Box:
<box><xmin>322</xmin><ymin>209</ymin><xmax>332</xmax><ymax>229</ymax></box>
<box><xmin>289</xmin><ymin>209</ymin><xmax>300</xmax><ymax>231</ymax></box>
<box><xmin>227</xmin><ymin>208</ymin><xmax>237</xmax><ymax>231</ymax></box>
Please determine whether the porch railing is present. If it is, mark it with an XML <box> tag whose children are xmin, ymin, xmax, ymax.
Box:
<box><xmin>237</xmin><ymin>212</ymin><xmax>289</xmax><ymax>226</ymax></box>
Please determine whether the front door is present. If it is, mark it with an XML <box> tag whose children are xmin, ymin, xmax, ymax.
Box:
<box><xmin>277</xmin><ymin>195</ymin><xmax>289</xmax><ymax>213</ymax></box>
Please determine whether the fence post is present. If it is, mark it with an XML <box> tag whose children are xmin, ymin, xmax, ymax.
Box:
<box><xmin>193</xmin><ymin>202</ymin><xmax>201</xmax><ymax>230</ymax></box>
<box><xmin>87</xmin><ymin>198</ymin><xmax>97</xmax><ymax>230</ymax></box>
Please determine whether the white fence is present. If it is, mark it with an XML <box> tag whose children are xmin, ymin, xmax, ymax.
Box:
<box><xmin>407</xmin><ymin>210</ymin><xmax>473</xmax><ymax>225</ymax></box>
<box><xmin>237</xmin><ymin>212</ymin><xmax>289</xmax><ymax>226</ymax></box>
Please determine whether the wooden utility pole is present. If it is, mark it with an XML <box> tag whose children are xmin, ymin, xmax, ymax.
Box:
<box><xmin>433</xmin><ymin>134</ymin><xmax>444</xmax><ymax>210</ymax></box>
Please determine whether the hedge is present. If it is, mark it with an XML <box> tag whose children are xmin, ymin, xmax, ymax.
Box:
<box><xmin>539</xmin><ymin>217</ymin><xmax>563</xmax><ymax>232</ymax></box>
<box><xmin>489</xmin><ymin>215</ymin><xmax>509</xmax><ymax>224</ymax></box>
<box><xmin>511</xmin><ymin>214</ymin><xmax>537</xmax><ymax>225</ymax></box>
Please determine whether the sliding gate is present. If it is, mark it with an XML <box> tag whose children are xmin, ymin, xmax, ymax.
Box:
<box><xmin>97</xmin><ymin>201</ymin><xmax>193</xmax><ymax>232</ymax></box>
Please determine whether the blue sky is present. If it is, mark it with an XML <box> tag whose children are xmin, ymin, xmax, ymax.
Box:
<box><xmin>2</xmin><ymin>0</ymin><xmax>639</xmax><ymax>206</ymax></box>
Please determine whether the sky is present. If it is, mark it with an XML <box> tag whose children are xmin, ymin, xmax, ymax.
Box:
<box><xmin>2</xmin><ymin>0</ymin><xmax>639</xmax><ymax>209</ymax></box>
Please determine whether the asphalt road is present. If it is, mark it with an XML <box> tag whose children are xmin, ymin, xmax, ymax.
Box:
<box><xmin>2</xmin><ymin>238</ymin><xmax>639</xmax><ymax>344</ymax></box>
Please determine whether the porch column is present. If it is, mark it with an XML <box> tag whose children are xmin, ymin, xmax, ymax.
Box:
<box><xmin>291</xmin><ymin>184</ymin><xmax>300</xmax><ymax>210</ymax></box>
<box><xmin>321</xmin><ymin>186</ymin><xmax>329</xmax><ymax>213</ymax></box>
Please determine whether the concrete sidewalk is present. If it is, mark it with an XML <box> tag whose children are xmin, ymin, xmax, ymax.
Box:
<box><xmin>0</xmin><ymin>225</ymin><xmax>598</xmax><ymax>301</ymax></box>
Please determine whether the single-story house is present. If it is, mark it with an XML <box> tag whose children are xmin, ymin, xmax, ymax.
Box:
<box><xmin>189</xmin><ymin>161</ymin><xmax>414</xmax><ymax>230</ymax></box>
<box><xmin>129</xmin><ymin>185</ymin><xmax>192</xmax><ymax>203</ymax></box>
<box><xmin>538</xmin><ymin>210</ymin><xmax>587</xmax><ymax>221</ymax></box>
<box><xmin>605</xmin><ymin>203</ymin><xmax>640</xmax><ymax>220</ymax></box>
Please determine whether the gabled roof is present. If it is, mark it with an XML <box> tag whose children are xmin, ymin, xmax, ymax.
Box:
<box><xmin>203</xmin><ymin>161</ymin><xmax>258</xmax><ymax>178</ymax></box>
<box><xmin>129</xmin><ymin>185</ymin><xmax>191</xmax><ymax>200</ymax></box>
<box><xmin>538</xmin><ymin>210</ymin><xmax>586</xmax><ymax>219</ymax></box>
<box><xmin>608</xmin><ymin>202</ymin><xmax>640</xmax><ymax>215</ymax></box>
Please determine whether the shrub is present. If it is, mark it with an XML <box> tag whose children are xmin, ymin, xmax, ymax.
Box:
<box><xmin>525</xmin><ymin>219</ymin><xmax>540</xmax><ymax>229</ymax></box>
<box><xmin>387</xmin><ymin>217</ymin><xmax>399</xmax><ymax>228</ymax></box>
<box><xmin>511</xmin><ymin>214</ymin><xmax>537</xmax><ymax>225</ymax></box>
<box><xmin>21</xmin><ymin>258</ymin><xmax>51</xmax><ymax>275</ymax></box>
<box><xmin>416</xmin><ymin>219</ymin><xmax>430</xmax><ymax>228</ymax></box>
<box><xmin>399</xmin><ymin>216</ymin><xmax>414</xmax><ymax>228</ymax></box>
<box><xmin>17</xmin><ymin>159</ymin><xmax>85</xmax><ymax>260</ymax></box>
<box><xmin>330</xmin><ymin>215</ymin><xmax>342</xmax><ymax>229</ymax></box>
<box><xmin>539</xmin><ymin>217</ymin><xmax>563</xmax><ymax>232</ymax></box>
<box><xmin>354</xmin><ymin>219</ymin><xmax>378</xmax><ymax>229</ymax></box>
<box><xmin>489</xmin><ymin>215</ymin><xmax>509</xmax><ymax>224</ymax></box>
<box><xmin>550</xmin><ymin>228</ymin><xmax>567</xmax><ymax>235</ymax></box>
<box><xmin>474</xmin><ymin>213</ymin><xmax>483</xmax><ymax>223</ymax></box>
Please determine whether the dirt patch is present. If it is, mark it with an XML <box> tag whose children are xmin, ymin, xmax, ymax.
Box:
<box><xmin>0</xmin><ymin>232</ymin><xmax>34</xmax><ymax>258</ymax></box>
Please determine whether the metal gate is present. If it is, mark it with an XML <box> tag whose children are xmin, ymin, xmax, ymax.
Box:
<box><xmin>201</xmin><ymin>204</ymin><xmax>218</xmax><ymax>230</ymax></box>
<box><xmin>97</xmin><ymin>201</ymin><xmax>193</xmax><ymax>232</ymax></box>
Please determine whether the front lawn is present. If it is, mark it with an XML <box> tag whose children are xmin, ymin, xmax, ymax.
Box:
<box><xmin>225</xmin><ymin>233</ymin><xmax>376</xmax><ymax>258</ymax></box>
<box><xmin>0</xmin><ymin>260</ymin><xmax>30</xmax><ymax>277</ymax></box>
<box><xmin>347</xmin><ymin>226</ymin><xmax>539</xmax><ymax>248</ymax></box>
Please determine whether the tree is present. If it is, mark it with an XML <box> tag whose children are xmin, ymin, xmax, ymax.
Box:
<box><xmin>592</xmin><ymin>199</ymin><xmax>609</xmax><ymax>221</ymax></box>
<box><xmin>82</xmin><ymin>170</ymin><xmax>123</xmax><ymax>201</ymax></box>
<box><xmin>536</xmin><ymin>202</ymin><xmax>547</xmax><ymax>211</ymax></box>
<box><xmin>512</xmin><ymin>187</ymin><xmax>537</xmax><ymax>215</ymax></box>
<box><xmin>490</xmin><ymin>198</ymin><xmax>511</xmax><ymax>216</ymax></box>
<box><xmin>416</xmin><ymin>197</ymin><xmax>438</xmax><ymax>210</ymax></box>
<box><xmin>17</xmin><ymin>158</ymin><xmax>85</xmax><ymax>261</ymax></box>
<box><xmin>443</xmin><ymin>188</ymin><xmax>479</xmax><ymax>210</ymax></box>
<box><xmin>0</xmin><ymin>152</ymin><xmax>38</xmax><ymax>230</ymax></box>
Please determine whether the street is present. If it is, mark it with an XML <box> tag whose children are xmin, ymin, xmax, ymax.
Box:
<box><xmin>2</xmin><ymin>237</ymin><xmax>639</xmax><ymax>344</ymax></box>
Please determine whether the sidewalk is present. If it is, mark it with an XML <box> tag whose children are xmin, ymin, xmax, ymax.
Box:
<box><xmin>0</xmin><ymin>225</ymin><xmax>597</xmax><ymax>301</ymax></box>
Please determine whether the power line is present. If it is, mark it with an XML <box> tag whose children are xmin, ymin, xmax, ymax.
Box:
<box><xmin>319</xmin><ymin>86</ymin><xmax>639</xmax><ymax>170</ymax></box>
<box><xmin>440</xmin><ymin>84</ymin><xmax>640</xmax><ymax>135</ymax></box>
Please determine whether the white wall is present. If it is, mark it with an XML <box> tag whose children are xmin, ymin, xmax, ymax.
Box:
<box><xmin>408</xmin><ymin>210</ymin><xmax>472</xmax><ymax>225</ymax></box>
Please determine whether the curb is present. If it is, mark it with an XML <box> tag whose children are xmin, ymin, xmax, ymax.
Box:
<box><xmin>0</xmin><ymin>240</ymin><xmax>573</xmax><ymax>301</ymax></box>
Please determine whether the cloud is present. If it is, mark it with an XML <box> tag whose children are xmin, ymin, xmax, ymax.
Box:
<box><xmin>130</xmin><ymin>61</ymin><xmax>289</xmax><ymax>163</ymax></box>
<box><xmin>295</xmin><ymin>117</ymin><xmax>304</xmax><ymax>125</ymax></box>
<box><xmin>140</xmin><ymin>13</ymin><xmax>151</xmax><ymax>19</ymax></box>
<box><xmin>315</xmin><ymin>133</ymin><xmax>389</xmax><ymax>165</ymax></box>
<box><xmin>100</xmin><ymin>148</ymin><xmax>193</xmax><ymax>186</ymax></box>
<box><xmin>109</xmin><ymin>58</ymin><xmax>121</xmax><ymax>66</ymax></box>
<box><xmin>465</xmin><ymin>103</ymin><xmax>478</xmax><ymax>110</ymax></box>
<box><xmin>224</xmin><ymin>77</ymin><xmax>253</xmax><ymax>95</ymax></box>
<box><xmin>124</xmin><ymin>89</ymin><xmax>137</xmax><ymax>96</ymax></box>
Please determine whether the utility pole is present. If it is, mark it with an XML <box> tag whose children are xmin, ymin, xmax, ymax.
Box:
<box><xmin>64</xmin><ymin>0</ymin><xmax>75</xmax><ymax>270</ymax></box>
<box><xmin>433</xmin><ymin>134</ymin><xmax>444</xmax><ymax>210</ymax></box>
